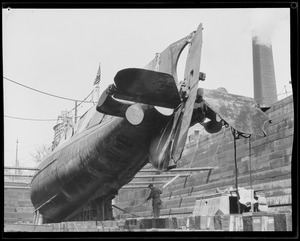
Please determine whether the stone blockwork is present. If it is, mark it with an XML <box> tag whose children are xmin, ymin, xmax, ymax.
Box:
<box><xmin>4</xmin><ymin>211</ymin><xmax>292</xmax><ymax>232</ymax></box>
<box><xmin>4</xmin><ymin>183</ymin><xmax>34</xmax><ymax>224</ymax></box>
<box><xmin>4</xmin><ymin>95</ymin><xmax>293</xmax><ymax>226</ymax></box>
<box><xmin>114</xmin><ymin>95</ymin><xmax>294</xmax><ymax>219</ymax></box>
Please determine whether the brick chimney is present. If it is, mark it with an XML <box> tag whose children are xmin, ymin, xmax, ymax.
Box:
<box><xmin>252</xmin><ymin>36</ymin><xmax>278</xmax><ymax>107</ymax></box>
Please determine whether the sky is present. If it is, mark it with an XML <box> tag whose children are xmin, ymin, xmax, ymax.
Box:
<box><xmin>3</xmin><ymin>8</ymin><xmax>292</xmax><ymax>168</ymax></box>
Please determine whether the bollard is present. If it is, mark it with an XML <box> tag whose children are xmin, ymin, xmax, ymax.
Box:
<box><xmin>206</xmin><ymin>216</ymin><xmax>215</xmax><ymax>230</ymax></box>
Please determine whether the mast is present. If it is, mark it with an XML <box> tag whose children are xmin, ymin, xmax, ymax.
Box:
<box><xmin>15</xmin><ymin>139</ymin><xmax>19</xmax><ymax>176</ymax></box>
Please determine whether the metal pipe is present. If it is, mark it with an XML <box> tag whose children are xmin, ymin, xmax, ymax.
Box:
<box><xmin>112</xmin><ymin>204</ymin><xmax>141</xmax><ymax>218</ymax></box>
<box><xmin>121</xmin><ymin>185</ymin><xmax>149</xmax><ymax>189</ymax></box>
<box><xmin>15</xmin><ymin>139</ymin><xmax>19</xmax><ymax>176</ymax></box>
<box><xmin>35</xmin><ymin>194</ymin><xmax>58</xmax><ymax>212</ymax></box>
<box><xmin>4</xmin><ymin>166</ymin><xmax>40</xmax><ymax>171</ymax></box>
<box><xmin>5</xmin><ymin>174</ymin><xmax>34</xmax><ymax>177</ymax></box>
<box><xmin>4</xmin><ymin>181</ymin><xmax>30</xmax><ymax>186</ymax></box>
<box><xmin>163</xmin><ymin>174</ymin><xmax>180</xmax><ymax>188</ymax></box>
<box><xmin>128</xmin><ymin>181</ymin><xmax>166</xmax><ymax>185</ymax></box>
<box><xmin>138</xmin><ymin>167</ymin><xmax>214</xmax><ymax>172</ymax></box>
<box><xmin>4</xmin><ymin>186</ymin><xmax>30</xmax><ymax>189</ymax></box>
<box><xmin>134</xmin><ymin>174</ymin><xmax>190</xmax><ymax>178</ymax></box>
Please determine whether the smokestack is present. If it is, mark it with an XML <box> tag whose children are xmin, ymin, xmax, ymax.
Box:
<box><xmin>252</xmin><ymin>36</ymin><xmax>278</xmax><ymax>107</ymax></box>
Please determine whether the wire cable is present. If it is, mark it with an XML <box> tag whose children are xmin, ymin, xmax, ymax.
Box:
<box><xmin>4</xmin><ymin>76</ymin><xmax>96</xmax><ymax>103</ymax></box>
<box><xmin>4</xmin><ymin>76</ymin><xmax>96</xmax><ymax>123</ymax></box>
<box><xmin>67</xmin><ymin>89</ymin><xmax>94</xmax><ymax>114</ymax></box>
<box><xmin>4</xmin><ymin>115</ymin><xmax>58</xmax><ymax>121</ymax></box>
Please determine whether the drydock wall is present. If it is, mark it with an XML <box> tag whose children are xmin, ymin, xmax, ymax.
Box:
<box><xmin>4</xmin><ymin>182</ymin><xmax>34</xmax><ymax>224</ymax></box>
<box><xmin>114</xmin><ymin>95</ymin><xmax>294</xmax><ymax>219</ymax></box>
<box><xmin>3</xmin><ymin>95</ymin><xmax>294</xmax><ymax>224</ymax></box>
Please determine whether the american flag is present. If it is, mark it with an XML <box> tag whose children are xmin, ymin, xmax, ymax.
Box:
<box><xmin>93</xmin><ymin>63</ymin><xmax>101</xmax><ymax>85</ymax></box>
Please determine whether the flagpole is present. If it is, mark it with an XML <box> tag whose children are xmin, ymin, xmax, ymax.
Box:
<box><xmin>74</xmin><ymin>101</ymin><xmax>77</xmax><ymax>124</ymax></box>
<box><xmin>93</xmin><ymin>62</ymin><xmax>101</xmax><ymax>102</ymax></box>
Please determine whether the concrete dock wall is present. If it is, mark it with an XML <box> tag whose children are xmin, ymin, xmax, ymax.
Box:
<box><xmin>4</xmin><ymin>95</ymin><xmax>293</xmax><ymax>227</ymax></box>
<box><xmin>4</xmin><ymin>182</ymin><xmax>34</xmax><ymax>224</ymax></box>
<box><xmin>114</xmin><ymin>95</ymin><xmax>294</xmax><ymax>219</ymax></box>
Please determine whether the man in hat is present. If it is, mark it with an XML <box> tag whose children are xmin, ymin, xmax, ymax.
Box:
<box><xmin>145</xmin><ymin>184</ymin><xmax>162</xmax><ymax>218</ymax></box>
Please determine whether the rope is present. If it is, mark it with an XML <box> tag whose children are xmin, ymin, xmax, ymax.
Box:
<box><xmin>231</xmin><ymin>127</ymin><xmax>253</xmax><ymax>213</ymax></box>
<box><xmin>232</xmin><ymin>129</ymin><xmax>239</xmax><ymax>195</ymax></box>
<box><xmin>231</xmin><ymin>127</ymin><xmax>240</xmax><ymax>213</ymax></box>
<box><xmin>249</xmin><ymin>136</ymin><xmax>253</xmax><ymax>191</ymax></box>
<box><xmin>249</xmin><ymin>135</ymin><xmax>254</xmax><ymax>211</ymax></box>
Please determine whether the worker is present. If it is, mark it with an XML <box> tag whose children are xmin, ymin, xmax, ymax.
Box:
<box><xmin>253</xmin><ymin>195</ymin><xmax>260</xmax><ymax>212</ymax></box>
<box><xmin>145</xmin><ymin>184</ymin><xmax>162</xmax><ymax>218</ymax></box>
<box><xmin>239</xmin><ymin>201</ymin><xmax>251</xmax><ymax>213</ymax></box>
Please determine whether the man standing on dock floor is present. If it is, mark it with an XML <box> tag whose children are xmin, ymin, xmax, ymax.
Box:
<box><xmin>146</xmin><ymin>184</ymin><xmax>162</xmax><ymax>218</ymax></box>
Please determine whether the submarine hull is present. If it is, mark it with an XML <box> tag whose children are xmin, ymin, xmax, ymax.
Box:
<box><xmin>30</xmin><ymin>107</ymin><xmax>168</xmax><ymax>222</ymax></box>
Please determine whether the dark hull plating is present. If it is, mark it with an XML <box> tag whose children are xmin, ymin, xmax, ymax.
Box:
<box><xmin>30</xmin><ymin>106</ymin><xmax>168</xmax><ymax>221</ymax></box>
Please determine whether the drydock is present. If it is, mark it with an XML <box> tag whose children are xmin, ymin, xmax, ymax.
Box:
<box><xmin>4</xmin><ymin>94</ymin><xmax>294</xmax><ymax>232</ymax></box>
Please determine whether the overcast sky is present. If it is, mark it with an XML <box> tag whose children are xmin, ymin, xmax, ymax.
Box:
<box><xmin>3</xmin><ymin>8</ymin><xmax>291</xmax><ymax>168</ymax></box>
